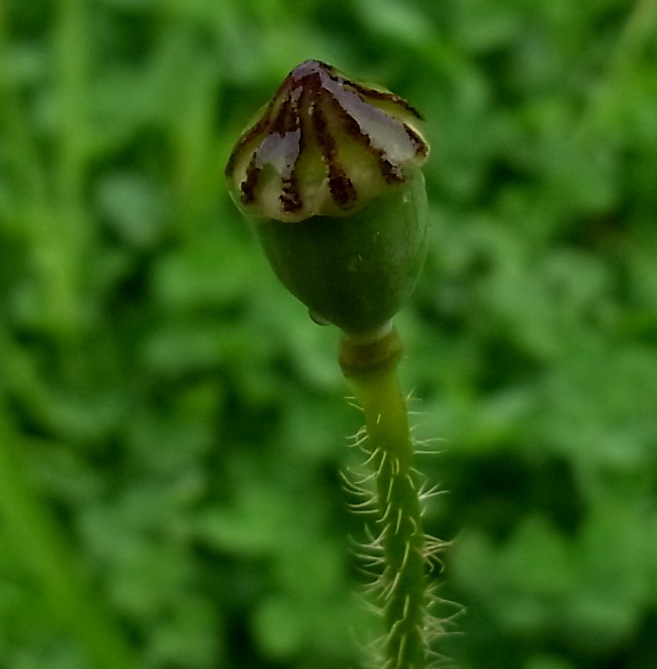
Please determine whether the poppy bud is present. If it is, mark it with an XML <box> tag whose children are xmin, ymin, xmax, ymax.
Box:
<box><xmin>225</xmin><ymin>60</ymin><xmax>429</xmax><ymax>336</ymax></box>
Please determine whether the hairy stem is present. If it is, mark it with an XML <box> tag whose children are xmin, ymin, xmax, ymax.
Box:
<box><xmin>340</xmin><ymin>328</ymin><xmax>428</xmax><ymax>669</ymax></box>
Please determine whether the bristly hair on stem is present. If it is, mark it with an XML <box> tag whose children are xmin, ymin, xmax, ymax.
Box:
<box><xmin>339</xmin><ymin>328</ymin><xmax>455</xmax><ymax>669</ymax></box>
<box><xmin>224</xmin><ymin>59</ymin><xmax>452</xmax><ymax>668</ymax></box>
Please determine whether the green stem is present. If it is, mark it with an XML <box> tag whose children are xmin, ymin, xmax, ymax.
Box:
<box><xmin>340</xmin><ymin>328</ymin><xmax>429</xmax><ymax>669</ymax></box>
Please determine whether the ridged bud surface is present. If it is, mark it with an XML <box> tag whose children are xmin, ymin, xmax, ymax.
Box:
<box><xmin>225</xmin><ymin>60</ymin><xmax>430</xmax><ymax>335</ymax></box>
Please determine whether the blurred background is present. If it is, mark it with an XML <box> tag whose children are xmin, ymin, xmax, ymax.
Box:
<box><xmin>1</xmin><ymin>1</ymin><xmax>657</xmax><ymax>668</ymax></box>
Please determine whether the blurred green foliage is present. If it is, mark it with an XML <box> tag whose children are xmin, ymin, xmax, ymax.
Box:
<box><xmin>1</xmin><ymin>1</ymin><xmax>657</xmax><ymax>669</ymax></box>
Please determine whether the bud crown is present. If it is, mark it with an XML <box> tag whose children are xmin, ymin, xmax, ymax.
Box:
<box><xmin>225</xmin><ymin>60</ymin><xmax>429</xmax><ymax>223</ymax></box>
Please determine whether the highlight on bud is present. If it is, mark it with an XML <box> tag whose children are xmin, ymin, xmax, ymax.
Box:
<box><xmin>225</xmin><ymin>60</ymin><xmax>429</xmax><ymax>223</ymax></box>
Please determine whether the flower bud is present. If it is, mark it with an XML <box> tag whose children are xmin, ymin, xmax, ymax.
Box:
<box><xmin>225</xmin><ymin>60</ymin><xmax>429</xmax><ymax>336</ymax></box>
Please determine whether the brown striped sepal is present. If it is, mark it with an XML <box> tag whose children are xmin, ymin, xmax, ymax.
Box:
<box><xmin>225</xmin><ymin>60</ymin><xmax>429</xmax><ymax>223</ymax></box>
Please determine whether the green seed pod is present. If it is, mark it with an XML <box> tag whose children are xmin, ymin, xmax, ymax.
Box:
<box><xmin>225</xmin><ymin>60</ymin><xmax>429</xmax><ymax>336</ymax></box>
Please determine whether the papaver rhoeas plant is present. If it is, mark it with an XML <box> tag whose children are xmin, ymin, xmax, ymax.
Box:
<box><xmin>226</xmin><ymin>61</ymin><xmax>447</xmax><ymax>669</ymax></box>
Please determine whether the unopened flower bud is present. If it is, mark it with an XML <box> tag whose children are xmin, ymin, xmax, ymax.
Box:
<box><xmin>225</xmin><ymin>60</ymin><xmax>430</xmax><ymax>336</ymax></box>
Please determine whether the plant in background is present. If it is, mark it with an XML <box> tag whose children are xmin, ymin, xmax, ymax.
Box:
<box><xmin>226</xmin><ymin>60</ymin><xmax>448</xmax><ymax>669</ymax></box>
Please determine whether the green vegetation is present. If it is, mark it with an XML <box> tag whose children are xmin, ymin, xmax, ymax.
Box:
<box><xmin>1</xmin><ymin>2</ymin><xmax>657</xmax><ymax>669</ymax></box>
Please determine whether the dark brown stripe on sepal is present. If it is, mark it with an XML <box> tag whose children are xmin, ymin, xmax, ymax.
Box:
<box><xmin>328</xmin><ymin>172</ymin><xmax>357</xmax><ymax>208</ymax></box>
<box><xmin>225</xmin><ymin>92</ymin><xmax>280</xmax><ymax>179</ymax></box>
<box><xmin>240</xmin><ymin>154</ymin><xmax>261</xmax><ymax>205</ymax></box>
<box><xmin>325</xmin><ymin>90</ymin><xmax>406</xmax><ymax>186</ymax></box>
<box><xmin>311</xmin><ymin>94</ymin><xmax>357</xmax><ymax>209</ymax></box>
<box><xmin>347</xmin><ymin>80</ymin><xmax>424</xmax><ymax>120</ymax></box>
<box><xmin>403</xmin><ymin>123</ymin><xmax>429</xmax><ymax>160</ymax></box>
<box><xmin>278</xmin><ymin>88</ymin><xmax>304</xmax><ymax>214</ymax></box>
<box><xmin>280</xmin><ymin>174</ymin><xmax>303</xmax><ymax>213</ymax></box>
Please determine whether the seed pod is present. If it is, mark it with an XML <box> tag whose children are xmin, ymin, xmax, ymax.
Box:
<box><xmin>225</xmin><ymin>60</ymin><xmax>429</xmax><ymax>336</ymax></box>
